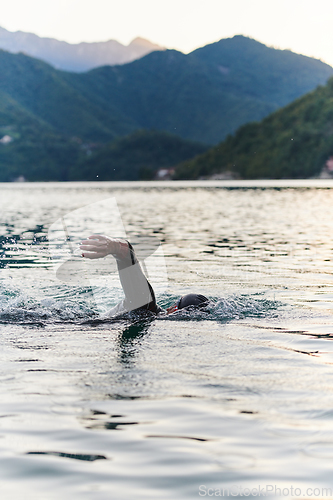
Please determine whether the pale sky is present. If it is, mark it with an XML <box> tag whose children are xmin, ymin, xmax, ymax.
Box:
<box><xmin>1</xmin><ymin>0</ymin><xmax>333</xmax><ymax>66</ymax></box>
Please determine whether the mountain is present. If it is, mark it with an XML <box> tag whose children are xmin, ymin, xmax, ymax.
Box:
<box><xmin>69</xmin><ymin>130</ymin><xmax>209</xmax><ymax>181</ymax></box>
<box><xmin>62</xmin><ymin>35</ymin><xmax>333</xmax><ymax>144</ymax></box>
<box><xmin>0</xmin><ymin>26</ymin><xmax>164</xmax><ymax>72</ymax></box>
<box><xmin>173</xmin><ymin>77</ymin><xmax>333</xmax><ymax>179</ymax></box>
<box><xmin>0</xmin><ymin>49</ymin><xmax>137</xmax><ymax>142</ymax></box>
<box><xmin>190</xmin><ymin>36</ymin><xmax>328</xmax><ymax>107</ymax></box>
<box><xmin>1</xmin><ymin>35</ymin><xmax>333</xmax><ymax>181</ymax></box>
<box><xmin>0</xmin><ymin>36</ymin><xmax>332</xmax><ymax>146</ymax></box>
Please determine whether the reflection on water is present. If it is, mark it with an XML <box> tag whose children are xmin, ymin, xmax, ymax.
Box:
<box><xmin>117</xmin><ymin>319</ymin><xmax>154</xmax><ymax>366</ymax></box>
<box><xmin>26</xmin><ymin>451</ymin><xmax>107</xmax><ymax>461</ymax></box>
<box><xmin>1</xmin><ymin>182</ymin><xmax>333</xmax><ymax>498</ymax></box>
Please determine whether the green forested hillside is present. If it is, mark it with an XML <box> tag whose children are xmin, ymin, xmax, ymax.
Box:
<box><xmin>70</xmin><ymin>130</ymin><xmax>208</xmax><ymax>181</ymax></box>
<box><xmin>190</xmin><ymin>35</ymin><xmax>329</xmax><ymax>107</ymax></box>
<box><xmin>1</xmin><ymin>35</ymin><xmax>333</xmax><ymax>181</ymax></box>
<box><xmin>174</xmin><ymin>77</ymin><xmax>333</xmax><ymax>179</ymax></box>
<box><xmin>0</xmin><ymin>126</ymin><xmax>206</xmax><ymax>181</ymax></box>
<box><xmin>65</xmin><ymin>36</ymin><xmax>333</xmax><ymax>144</ymax></box>
<box><xmin>0</xmin><ymin>50</ymin><xmax>136</xmax><ymax>142</ymax></box>
<box><xmin>0</xmin><ymin>88</ymin><xmax>82</xmax><ymax>181</ymax></box>
<box><xmin>1</xmin><ymin>35</ymin><xmax>332</xmax><ymax>146</ymax></box>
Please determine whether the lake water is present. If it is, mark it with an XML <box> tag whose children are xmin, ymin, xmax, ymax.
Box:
<box><xmin>1</xmin><ymin>180</ymin><xmax>333</xmax><ymax>499</ymax></box>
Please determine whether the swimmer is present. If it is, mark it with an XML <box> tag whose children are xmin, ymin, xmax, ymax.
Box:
<box><xmin>80</xmin><ymin>234</ymin><xmax>209</xmax><ymax>317</ymax></box>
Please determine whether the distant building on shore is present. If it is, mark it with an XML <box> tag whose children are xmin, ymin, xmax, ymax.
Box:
<box><xmin>155</xmin><ymin>168</ymin><xmax>175</xmax><ymax>180</ymax></box>
<box><xmin>0</xmin><ymin>135</ymin><xmax>13</xmax><ymax>144</ymax></box>
<box><xmin>319</xmin><ymin>157</ymin><xmax>333</xmax><ymax>178</ymax></box>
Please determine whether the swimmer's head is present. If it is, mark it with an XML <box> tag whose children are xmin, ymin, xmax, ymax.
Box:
<box><xmin>166</xmin><ymin>293</ymin><xmax>209</xmax><ymax>314</ymax></box>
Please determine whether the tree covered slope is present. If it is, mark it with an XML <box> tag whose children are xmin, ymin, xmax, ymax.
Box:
<box><xmin>174</xmin><ymin>78</ymin><xmax>333</xmax><ymax>179</ymax></box>
<box><xmin>1</xmin><ymin>35</ymin><xmax>333</xmax><ymax>181</ymax></box>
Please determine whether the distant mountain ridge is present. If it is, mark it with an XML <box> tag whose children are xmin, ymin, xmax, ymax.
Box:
<box><xmin>0</xmin><ymin>35</ymin><xmax>332</xmax><ymax>145</ymax></box>
<box><xmin>0</xmin><ymin>26</ymin><xmax>165</xmax><ymax>72</ymax></box>
<box><xmin>62</xmin><ymin>35</ymin><xmax>333</xmax><ymax>144</ymax></box>
<box><xmin>1</xmin><ymin>34</ymin><xmax>333</xmax><ymax>181</ymax></box>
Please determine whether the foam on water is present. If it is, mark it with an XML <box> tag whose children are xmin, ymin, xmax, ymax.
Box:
<box><xmin>0</xmin><ymin>276</ymin><xmax>281</xmax><ymax>325</ymax></box>
<box><xmin>0</xmin><ymin>280</ymin><xmax>97</xmax><ymax>323</ymax></box>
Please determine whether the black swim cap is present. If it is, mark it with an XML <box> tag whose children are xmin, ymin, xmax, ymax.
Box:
<box><xmin>178</xmin><ymin>293</ymin><xmax>209</xmax><ymax>309</ymax></box>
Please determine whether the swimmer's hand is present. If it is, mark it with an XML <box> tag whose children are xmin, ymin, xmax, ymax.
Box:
<box><xmin>80</xmin><ymin>235</ymin><xmax>129</xmax><ymax>260</ymax></box>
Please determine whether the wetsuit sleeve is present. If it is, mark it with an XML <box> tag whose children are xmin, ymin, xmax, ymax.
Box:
<box><xmin>113</xmin><ymin>241</ymin><xmax>159</xmax><ymax>314</ymax></box>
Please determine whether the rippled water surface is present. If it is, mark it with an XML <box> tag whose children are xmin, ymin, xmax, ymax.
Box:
<box><xmin>1</xmin><ymin>181</ymin><xmax>333</xmax><ymax>499</ymax></box>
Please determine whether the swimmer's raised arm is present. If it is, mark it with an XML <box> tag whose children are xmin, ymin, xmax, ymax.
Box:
<box><xmin>80</xmin><ymin>235</ymin><xmax>160</xmax><ymax>315</ymax></box>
